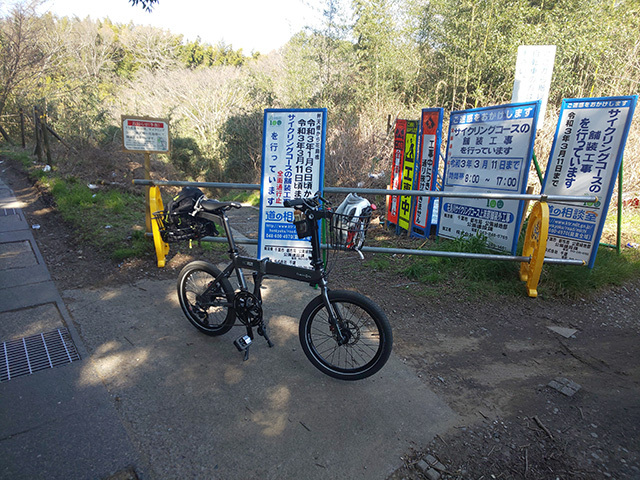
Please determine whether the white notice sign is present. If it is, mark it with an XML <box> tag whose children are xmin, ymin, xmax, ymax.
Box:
<box><xmin>257</xmin><ymin>109</ymin><xmax>327</xmax><ymax>267</ymax></box>
<box><xmin>542</xmin><ymin>96</ymin><xmax>637</xmax><ymax>267</ymax></box>
<box><xmin>122</xmin><ymin>116</ymin><xmax>170</xmax><ymax>153</ymax></box>
<box><xmin>438</xmin><ymin>102</ymin><xmax>540</xmax><ymax>254</ymax></box>
<box><xmin>512</xmin><ymin>45</ymin><xmax>556</xmax><ymax>129</ymax></box>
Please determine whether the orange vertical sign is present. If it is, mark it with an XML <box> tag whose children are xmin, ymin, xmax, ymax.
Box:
<box><xmin>387</xmin><ymin>119</ymin><xmax>406</xmax><ymax>225</ymax></box>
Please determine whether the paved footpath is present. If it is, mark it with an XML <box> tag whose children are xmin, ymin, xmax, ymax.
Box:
<box><xmin>0</xmin><ymin>174</ymin><xmax>458</xmax><ymax>479</ymax></box>
<box><xmin>0</xmin><ymin>176</ymin><xmax>142</xmax><ymax>479</ymax></box>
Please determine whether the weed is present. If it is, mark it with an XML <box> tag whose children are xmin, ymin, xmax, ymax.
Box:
<box><xmin>369</xmin><ymin>227</ymin><xmax>640</xmax><ymax>299</ymax></box>
<box><xmin>541</xmin><ymin>247</ymin><xmax>640</xmax><ymax>298</ymax></box>
<box><xmin>219</xmin><ymin>189</ymin><xmax>261</xmax><ymax>206</ymax></box>
<box><xmin>44</xmin><ymin>177</ymin><xmax>150</xmax><ymax>261</ymax></box>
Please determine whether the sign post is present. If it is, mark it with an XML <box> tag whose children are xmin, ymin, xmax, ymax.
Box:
<box><xmin>541</xmin><ymin>95</ymin><xmax>638</xmax><ymax>267</ymax></box>
<box><xmin>438</xmin><ymin>102</ymin><xmax>541</xmax><ymax>254</ymax></box>
<box><xmin>122</xmin><ymin>115</ymin><xmax>170</xmax><ymax>234</ymax></box>
<box><xmin>257</xmin><ymin>109</ymin><xmax>327</xmax><ymax>267</ymax></box>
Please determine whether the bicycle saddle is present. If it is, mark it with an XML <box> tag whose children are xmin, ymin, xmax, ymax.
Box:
<box><xmin>199</xmin><ymin>199</ymin><xmax>242</xmax><ymax>214</ymax></box>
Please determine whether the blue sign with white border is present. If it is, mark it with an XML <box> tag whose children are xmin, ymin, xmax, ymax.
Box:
<box><xmin>438</xmin><ymin>102</ymin><xmax>541</xmax><ymax>254</ymax></box>
<box><xmin>257</xmin><ymin>108</ymin><xmax>327</xmax><ymax>267</ymax></box>
<box><xmin>541</xmin><ymin>95</ymin><xmax>638</xmax><ymax>268</ymax></box>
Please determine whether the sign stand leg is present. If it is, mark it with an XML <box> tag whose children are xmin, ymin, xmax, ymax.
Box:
<box><xmin>519</xmin><ymin>201</ymin><xmax>550</xmax><ymax>298</ymax></box>
<box><xmin>144</xmin><ymin>152</ymin><xmax>151</xmax><ymax>234</ymax></box>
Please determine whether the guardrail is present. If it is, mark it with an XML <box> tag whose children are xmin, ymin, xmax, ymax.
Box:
<box><xmin>133</xmin><ymin>179</ymin><xmax>595</xmax><ymax>203</ymax></box>
<box><xmin>134</xmin><ymin>179</ymin><xmax>598</xmax><ymax>297</ymax></box>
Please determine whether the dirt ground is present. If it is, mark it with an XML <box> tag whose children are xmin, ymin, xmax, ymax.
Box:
<box><xmin>2</xmin><ymin>157</ymin><xmax>639</xmax><ymax>480</ymax></box>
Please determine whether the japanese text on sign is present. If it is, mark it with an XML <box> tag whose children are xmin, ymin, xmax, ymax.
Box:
<box><xmin>398</xmin><ymin>120</ymin><xmax>418</xmax><ymax>231</ymax></box>
<box><xmin>542</xmin><ymin>96</ymin><xmax>638</xmax><ymax>267</ymax></box>
<box><xmin>258</xmin><ymin>109</ymin><xmax>327</xmax><ymax>268</ymax></box>
<box><xmin>411</xmin><ymin>108</ymin><xmax>443</xmax><ymax>238</ymax></box>
<box><xmin>511</xmin><ymin>45</ymin><xmax>556</xmax><ymax>129</ymax></box>
<box><xmin>121</xmin><ymin>116</ymin><xmax>169</xmax><ymax>153</ymax></box>
<box><xmin>387</xmin><ymin>119</ymin><xmax>406</xmax><ymax>225</ymax></box>
<box><xmin>438</xmin><ymin>102</ymin><xmax>540</xmax><ymax>254</ymax></box>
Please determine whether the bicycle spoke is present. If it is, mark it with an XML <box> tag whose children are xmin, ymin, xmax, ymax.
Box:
<box><xmin>178</xmin><ymin>262</ymin><xmax>235</xmax><ymax>335</ymax></box>
<box><xmin>305</xmin><ymin>299</ymin><xmax>384</xmax><ymax>372</ymax></box>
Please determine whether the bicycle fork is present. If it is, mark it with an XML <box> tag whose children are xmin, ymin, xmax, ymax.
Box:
<box><xmin>318</xmin><ymin>280</ymin><xmax>351</xmax><ymax>346</ymax></box>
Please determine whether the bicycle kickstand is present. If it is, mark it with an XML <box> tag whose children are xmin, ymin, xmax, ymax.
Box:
<box><xmin>258</xmin><ymin>323</ymin><xmax>274</xmax><ymax>348</ymax></box>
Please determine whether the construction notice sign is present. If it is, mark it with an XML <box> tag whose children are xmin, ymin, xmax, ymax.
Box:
<box><xmin>411</xmin><ymin>108</ymin><xmax>443</xmax><ymax>238</ymax></box>
<box><xmin>121</xmin><ymin>116</ymin><xmax>170</xmax><ymax>153</ymax></box>
<box><xmin>397</xmin><ymin>120</ymin><xmax>418</xmax><ymax>232</ymax></box>
<box><xmin>387</xmin><ymin>119</ymin><xmax>407</xmax><ymax>226</ymax></box>
<box><xmin>542</xmin><ymin>95</ymin><xmax>638</xmax><ymax>268</ymax></box>
<box><xmin>257</xmin><ymin>108</ymin><xmax>327</xmax><ymax>267</ymax></box>
<box><xmin>438</xmin><ymin>102</ymin><xmax>541</xmax><ymax>254</ymax></box>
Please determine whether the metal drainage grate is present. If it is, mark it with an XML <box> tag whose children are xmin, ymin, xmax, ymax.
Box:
<box><xmin>2</xmin><ymin>208</ymin><xmax>17</xmax><ymax>215</ymax></box>
<box><xmin>0</xmin><ymin>328</ymin><xmax>81</xmax><ymax>382</ymax></box>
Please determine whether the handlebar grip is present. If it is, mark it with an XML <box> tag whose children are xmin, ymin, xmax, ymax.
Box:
<box><xmin>283</xmin><ymin>198</ymin><xmax>305</xmax><ymax>209</ymax></box>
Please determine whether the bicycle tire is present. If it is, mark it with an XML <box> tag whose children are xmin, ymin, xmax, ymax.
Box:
<box><xmin>177</xmin><ymin>260</ymin><xmax>235</xmax><ymax>336</ymax></box>
<box><xmin>299</xmin><ymin>290</ymin><xmax>392</xmax><ymax>380</ymax></box>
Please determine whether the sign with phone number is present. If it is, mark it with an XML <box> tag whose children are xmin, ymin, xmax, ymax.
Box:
<box><xmin>438</xmin><ymin>101</ymin><xmax>541</xmax><ymax>254</ymax></box>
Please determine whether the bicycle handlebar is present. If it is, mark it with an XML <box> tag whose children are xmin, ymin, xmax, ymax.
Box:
<box><xmin>283</xmin><ymin>192</ymin><xmax>325</xmax><ymax>211</ymax></box>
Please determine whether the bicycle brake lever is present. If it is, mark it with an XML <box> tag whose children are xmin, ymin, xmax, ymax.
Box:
<box><xmin>317</xmin><ymin>193</ymin><xmax>330</xmax><ymax>207</ymax></box>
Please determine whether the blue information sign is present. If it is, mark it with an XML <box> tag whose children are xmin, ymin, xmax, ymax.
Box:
<box><xmin>257</xmin><ymin>108</ymin><xmax>327</xmax><ymax>267</ymax></box>
<box><xmin>542</xmin><ymin>96</ymin><xmax>638</xmax><ymax>268</ymax></box>
<box><xmin>438</xmin><ymin>102</ymin><xmax>541</xmax><ymax>254</ymax></box>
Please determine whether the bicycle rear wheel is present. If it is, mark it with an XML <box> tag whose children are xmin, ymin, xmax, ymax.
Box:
<box><xmin>177</xmin><ymin>260</ymin><xmax>235</xmax><ymax>336</ymax></box>
<box><xmin>299</xmin><ymin>290</ymin><xmax>392</xmax><ymax>380</ymax></box>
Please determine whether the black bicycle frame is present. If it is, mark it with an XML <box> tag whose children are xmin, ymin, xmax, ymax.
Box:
<box><xmin>205</xmin><ymin>208</ymin><xmax>327</xmax><ymax>296</ymax></box>
<box><xmin>196</xmin><ymin>205</ymin><xmax>350</xmax><ymax>345</ymax></box>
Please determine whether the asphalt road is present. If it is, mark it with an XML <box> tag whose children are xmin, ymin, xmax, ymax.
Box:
<box><xmin>0</xmin><ymin>176</ymin><xmax>458</xmax><ymax>479</ymax></box>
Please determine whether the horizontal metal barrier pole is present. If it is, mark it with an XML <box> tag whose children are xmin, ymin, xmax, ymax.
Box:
<box><xmin>145</xmin><ymin>233</ymin><xmax>259</xmax><ymax>246</ymax></box>
<box><xmin>151</xmin><ymin>234</ymin><xmax>584</xmax><ymax>267</ymax></box>
<box><xmin>133</xmin><ymin>179</ymin><xmax>597</xmax><ymax>204</ymax></box>
<box><xmin>359</xmin><ymin>246</ymin><xmax>585</xmax><ymax>266</ymax></box>
<box><xmin>134</xmin><ymin>179</ymin><xmax>260</xmax><ymax>190</ymax></box>
<box><xmin>327</xmin><ymin>187</ymin><xmax>598</xmax><ymax>204</ymax></box>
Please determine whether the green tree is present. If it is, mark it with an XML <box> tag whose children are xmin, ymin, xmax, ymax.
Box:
<box><xmin>0</xmin><ymin>0</ymin><xmax>51</xmax><ymax>117</ymax></box>
<box><xmin>413</xmin><ymin>0</ymin><xmax>534</xmax><ymax>110</ymax></box>
<box><xmin>180</xmin><ymin>39</ymin><xmax>246</xmax><ymax>69</ymax></box>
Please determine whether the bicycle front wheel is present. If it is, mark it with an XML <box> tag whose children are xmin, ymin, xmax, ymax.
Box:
<box><xmin>299</xmin><ymin>290</ymin><xmax>392</xmax><ymax>380</ymax></box>
<box><xmin>177</xmin><ymin>260</ymin><xmax>235</xmax><ymax>336</ymax></box>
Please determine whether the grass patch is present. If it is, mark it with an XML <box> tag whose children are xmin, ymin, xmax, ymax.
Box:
<box><xmin>47</xmin><ymin>178</ymin><xmax>151</xmax><ymax>260</ymax></box>
<box><xmin>399</xmin><ymin>233</ymin><xmax>523</xmax><ymax>297</ymax></box>
<box><xmin>219</xmin><ymin>189</ymin><xmax>260</xmax><ymax>206</ymax></box>
<box><xmin>368</xmin><ymin>226</ymin><xmax>640</xmax><ymax>299</ymax></box>
<box><xmin>2</xmin><ymin>152</ymin><xmax>155</xmax><ymax>262</ymax></box>
<box><xmin>540</xmin><ymin>246</ymin><xmax>640</xmax><ymax>298</ymax></box>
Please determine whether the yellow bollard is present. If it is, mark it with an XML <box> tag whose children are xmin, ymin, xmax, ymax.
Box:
<box><xmin>148</xmin><ymin>186</ymin><xmax>170</xmax><ymax>267</ymax></box>
<box><xmin>519</xmin><ymin>201</ymin><xmax>549</xmax><ymax>298</ymax></box>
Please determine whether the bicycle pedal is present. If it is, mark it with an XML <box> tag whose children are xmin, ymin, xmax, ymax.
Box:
<box><xmin>234</xmin><ymin>335</ymin><xmax>252</xmax><ymax>352</ymax></box>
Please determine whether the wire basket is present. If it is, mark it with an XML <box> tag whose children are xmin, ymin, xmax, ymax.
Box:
<box><xmin>323</xmin><ymin>210</ymin><xmax>372</xmax><ymax>272</ymax></box>
<box><xmin>152</xmin><ymin>210</ymin><xmax>218</xmax><ymax>243</ymax></box>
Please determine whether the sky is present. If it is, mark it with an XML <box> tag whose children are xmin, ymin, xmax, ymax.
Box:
<box><xmin>34</xmin><ymin>0</ymin><xmax>324</xmax><ymax>54</ymax></box>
